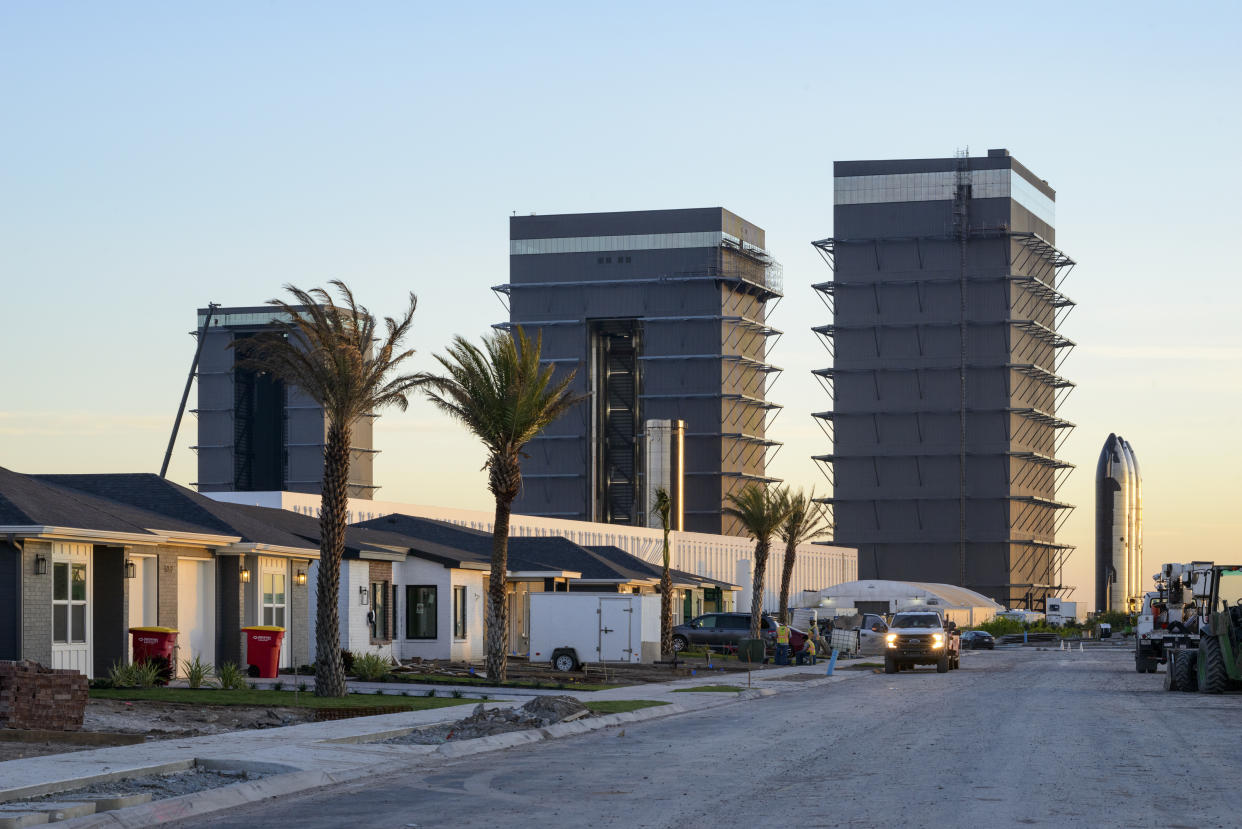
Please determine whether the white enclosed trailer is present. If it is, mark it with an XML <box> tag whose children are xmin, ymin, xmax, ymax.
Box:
<box><xmin>529</xmin><ymin>593</ymin><xmax>660</xmax><ymax>670</ymax></box>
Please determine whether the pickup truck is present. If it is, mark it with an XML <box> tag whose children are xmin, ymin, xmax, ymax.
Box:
<box><xmin>883</xmin><ymin>610</ymin><xmax>961</xmax><ymax>674</ymax></box>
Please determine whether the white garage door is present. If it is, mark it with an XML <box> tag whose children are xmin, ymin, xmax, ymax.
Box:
<box><xmin>177</xmin><ymin>558</ymin><xmax>215</xmax><ymax>673</ymax></box>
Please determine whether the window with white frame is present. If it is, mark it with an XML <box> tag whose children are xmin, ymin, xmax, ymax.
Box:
<box><xmin>52</xmin><ymin>562</ymin><xmax>87</xmax><ymax>644</ymax></box>
<box><xmin>453</xmin><ymin>585</ymin><xmax>467</xmax><ymax>639</ymax></box>
<box><xmin>261</xmin><ymin>572</ymin><xmax>286</xmax><ymax>628</ymax></box>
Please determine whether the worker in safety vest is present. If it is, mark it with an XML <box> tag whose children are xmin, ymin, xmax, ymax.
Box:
<box><xmin>775</xmin><ymin>622</ymin><xmax>791</xmax><ymax>666</ymax></box>
<box><xmin>797</xmin><ymin>635</ymin><xmax>817</xmax><ymax>665</ymax></box>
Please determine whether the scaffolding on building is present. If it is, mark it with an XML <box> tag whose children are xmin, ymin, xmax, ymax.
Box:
<box><xmin>811</xmin><ymin>222</ymin><xmax>1078</xmax><ymax>605</ymax></box>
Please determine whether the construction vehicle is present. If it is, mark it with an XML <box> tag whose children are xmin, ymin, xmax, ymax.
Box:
<box><xmin>1195</xmin><ymin>564</ymin><xmax>1242</xmax><ymax>694</ymax></box>
<box><xmin>1149</xmin><ymin>562</ymin><xmax>1212</xmax><ymax>691</ymax></box>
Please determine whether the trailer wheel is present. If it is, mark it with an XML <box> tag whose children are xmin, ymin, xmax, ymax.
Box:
<box><xmin>1163</xmin><ymin>660</ymin><xmax>1179</xmax><ymax>691</ymax></box>
<box><xmin>551</xmin><ymin>648</ymin><xmax>579</xmax><ymax>673</ymax></box>
<box><xmin>671</xmin><ymin>635</ymin><xmax>688</xmax><ymax>652</ymax></box>
<box><xmin>1199</xmin><ymin>637</ymin><xmax>1229</xmax><ymax>694</ymax></box>
<box><xmin>1174</xmin><ymin>651</ymin><xmax>1198</xmax><ymax>692</ymax></box>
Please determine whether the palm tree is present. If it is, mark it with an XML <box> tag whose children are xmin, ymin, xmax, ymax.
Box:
<box><xmin>777</xmin><ymin>489</ymin><xmax>833</xmax><ymax>624</ymax></box>
<box><xmin>424</xmin><ymin>327</ymin><xmax>583</xmax><ymax>682</ymax></box>
<box><xmin>653</xmin><ymin>487</ymin><xmax>673</xmax><ymax>657</ymax></box>
<box><xmin>724</xmin><ymin>484</ymin><xmax>792</xmax><ymax>639</ymax></box>
<box><xmin>234</xmin><ymin>281</ymin><xmax>423</xmax><ymax>697</ymax></box>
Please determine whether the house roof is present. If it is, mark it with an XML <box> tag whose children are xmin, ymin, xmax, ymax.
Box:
<box><xmin>32</xmin><ymin>474</ymin><xmax>319</xmax><ymax>553</ymax></box>
<box><xmin>353</xmin><ymin>513</ymin><xmax>730</xmax><ymax>587</ymax></box>
<box><xmin>585</xmin><ymin>545</ymin><xmax>742</xmax><ymax>591</ymax></box>
<box><xmin>0</xmin><ymin>467</ymin><xmax>173</xmax><ymax>540</ymax></box>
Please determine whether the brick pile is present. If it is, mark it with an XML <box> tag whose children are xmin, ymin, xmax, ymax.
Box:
<box><xmin>0</xmin><ymin>660</ymin><xmax>89</xmax><ymax>731</ymax></box>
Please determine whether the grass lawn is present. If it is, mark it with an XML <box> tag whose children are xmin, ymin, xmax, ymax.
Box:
<box><xmin>583</xmin><ymin>700</ymin><xmax>670</xmax><ymax>714</ymax></box>
<box><xmin>671</xmin><ymin>685</ymin><xmax>744</xmax><ymax>693</ymax></box>
<box><xmin>383</xmin><ymin>673</ymin><xmax>621</xmax><ymax>692</ymax></box>
<box><xmin>90</xmin><ymin>688</ymin><xmax>477</xmax><ymax>710</ymax></box>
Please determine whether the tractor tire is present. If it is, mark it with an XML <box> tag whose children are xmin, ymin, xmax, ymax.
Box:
<box><xmin>1199</xmin><ymin>636</ymin><xmax>1229</xmax><ymax>694</ymax></box>
<box><xmin>884</xmin><ymin>656</ymin><xmax>897</xmax><ymax>674</ymax></box>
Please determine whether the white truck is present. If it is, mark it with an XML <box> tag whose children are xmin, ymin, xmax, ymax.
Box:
<box><xmin>528</xmin><ymin>593</ymin><xmax>660</xmax><ymax>672</ymax></box>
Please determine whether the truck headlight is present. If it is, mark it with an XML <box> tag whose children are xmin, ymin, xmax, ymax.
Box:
<box><xmin>932</xmin><ymin>634</ymin><xmax>945</xmax><ymax>649</ymax></box>
<box><xmin>885</xmin><ymin>633</ymin><xmax>897</xmax><ymax>648</ymax></box>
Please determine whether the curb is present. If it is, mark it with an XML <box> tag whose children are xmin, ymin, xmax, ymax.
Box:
<box><xmin>56</xmin><ymin>671</ymin><xmax>869</xmax><ymax>828</ymax></box>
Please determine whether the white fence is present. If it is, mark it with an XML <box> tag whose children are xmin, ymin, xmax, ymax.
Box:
<box><xmin>209</xmin><ymin>492</ymin><xmax>858</xmax><ymax>614</ymax></box>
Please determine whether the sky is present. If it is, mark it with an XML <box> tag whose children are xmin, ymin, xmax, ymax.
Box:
<box><xmin>3</xmin><ymin>1</ymin><xmax>1240</xmax><ymax>608</ymax></box>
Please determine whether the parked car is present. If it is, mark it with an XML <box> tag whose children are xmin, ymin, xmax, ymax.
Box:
<box><xmin>960</xmin><ymin>630</ymin><xmax>995</xmax><ymax>650</ymax></box>
<box><xmin>671</xmin><ymin>613</ymin><xmax>806</xmax><ymax>654</ymax></box>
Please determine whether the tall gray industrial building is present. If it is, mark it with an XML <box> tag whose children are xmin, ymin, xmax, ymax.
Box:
<box><xmin>193</xmin><ymin>306</ymin><xmax>376</xmax><ymax>499</ymax></box>
<box><xmin>812</xmin><ymin>150</ymin><xmax>1076</xmax><ymax>609</ymax></box>
<box><xmin>501</xmin><ymin>208</ymin><xmax>783</xmax><ymax>536</ymax></box>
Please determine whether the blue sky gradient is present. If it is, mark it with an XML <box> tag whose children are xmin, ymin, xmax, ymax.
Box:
<box><xmin>3</xmin><ymin>1</ymin><xmax>1240</xmax><ymax>604</ymax></box>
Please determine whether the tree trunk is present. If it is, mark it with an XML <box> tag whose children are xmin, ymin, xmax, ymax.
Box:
<box><xmin>485</xmin><ymin>496</ymin><xmax>511</xmax><ymax>683</ymax></box>
<box><xmin>314</xmin><ymin>420</ymin><xmax>351</xmax><ymax>697</ymax></box>
<box><xmin>779</xmin><ymin>536</ymin><xmax>797</xmax><ymax>624</ymax></box>
<box><xmin>485</xmin><ymin>454</ymin><xmax>522</xmax><ymax>683</ymax></box>
<box><xmin>660</xmin><ymin>527</ymin><xmax>673</xmax><ymax>657</ymax></box>
<box><xmin>749</xmin><ymin>539</ymin><xmax>770</xmax><ymax>639</ymax></box>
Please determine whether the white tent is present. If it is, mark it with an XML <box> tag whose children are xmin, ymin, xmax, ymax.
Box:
<box><xmin>802</xmin><ymin>579</ymin><xmax>1004</xmax><ymax>627</ymax></box>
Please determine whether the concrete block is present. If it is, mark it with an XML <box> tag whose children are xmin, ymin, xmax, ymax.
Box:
<box><xmin>82</xmin><ymin>793</ymin><xmax>154</xmax><ymax>811</ymax></box>
<box><xmin>0</xmin><ymin>812</ymin><xmax>50</xmax><ymax>829</ymax></box>
<box><xmin>0</xmin><ymin>801</ymin><xmax>96</xmax><ymax>820</ymax></box>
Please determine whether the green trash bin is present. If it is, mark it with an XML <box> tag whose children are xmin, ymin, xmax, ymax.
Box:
<box><xmin>737</xmin><ymin>638</ymin><xmax>766</xmax><ymax>664</ymax></box>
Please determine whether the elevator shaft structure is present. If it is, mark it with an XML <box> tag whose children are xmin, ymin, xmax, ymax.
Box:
<box><xmin>812</xmin><ymin>150</ymin><xmax>1077</xmax><ymax>610</ymax></box>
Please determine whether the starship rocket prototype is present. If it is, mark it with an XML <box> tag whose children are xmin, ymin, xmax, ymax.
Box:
<box><xmin>1095</xmin><ymin>434</ymin><xmax>1143</xmax><ymax>613</ymax></box>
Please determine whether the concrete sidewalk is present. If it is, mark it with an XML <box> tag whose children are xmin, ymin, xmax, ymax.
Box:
<box><xmin>0</xmin><ymin>661</ymin><xmax>871</xmax><ymax>826</ymax></box>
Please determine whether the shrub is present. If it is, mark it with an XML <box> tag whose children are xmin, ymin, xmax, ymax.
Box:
<box><xmin>109</xmin><ymin>660</ymin><xmax>163</xmax><ymax>689</ymax></box>
<box><xmin>350</xmin><ymin>651</ymin><xmax>394</xmax><ymax>682</ymax></box>
<box><xmin>450</xmin><ymin>689</ymin><xmax>463</xmax><ymax>699</ymax></box>
<box><xmin>340</xmin><ymin>649</ymin><xmax>356</xmax><ymax>675</ymax></box>
<box><xmin>272</xmin><ymin>681</ymin><xmax>284</xmax><ymax>692</ymax></box>
<box><xmin>215</xmin><ymin>662</ymin><xmax>248</xmax><ymax>691</ymax></box>
<box><xmin>181</xmin><ymin>655</ymin><xmax>213</xmax><ymax>689</ymax></box>
<box><xmin>298</xmin><ymin>682</ymin><xmax>308</xmax><ymax>693</ymax></box>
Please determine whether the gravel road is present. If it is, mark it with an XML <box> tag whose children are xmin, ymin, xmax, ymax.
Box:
<box><xmin>175</xmin><ymin>647</ymin><xmax>1242</xmax><ymax>828</ymax></box>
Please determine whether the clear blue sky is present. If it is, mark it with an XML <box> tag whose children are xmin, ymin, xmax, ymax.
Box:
<box><xmin>3</xmin><ymin>1</ymin><xmax>1240</xmax><ymax>605</ymax></box>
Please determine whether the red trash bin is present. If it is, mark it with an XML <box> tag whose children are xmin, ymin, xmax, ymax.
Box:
<box><xmin>242</xmin><ymin>626</ymin><xmax>285</xmax><ymax>678</ymax></box>
<box><xmin>130</xmin><ymin>626</ymin><xmax>178</xmax><ymax>684</ymax></box>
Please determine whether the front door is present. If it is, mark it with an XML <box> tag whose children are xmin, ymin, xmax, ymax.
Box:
<box><xmin>598</xmin><ymin>598</ymin><xmax>633</xmax><ymax>662</ymax></box>
<box><xmin>258</xmin><ymin>557</ymin><xmax>288</xmax><ymax>668</ymax></box>
<box><xmin>177</xmin><ymin>558</ymin><xmax>215</xmax><ymax>672</ymax></box>
<box><xmin>51</xmin><ymin>542</ymin><xmax>91</xmax><ymax>676</ymax></box>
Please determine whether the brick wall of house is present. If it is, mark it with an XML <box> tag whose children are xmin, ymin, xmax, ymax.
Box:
<box><xmin>290</xmin><ymin>559</ymin><xmax>310</xmax><ymax>667</ymax></box>
<box><xmin>20</xmin><ymin>541</ymin><xmax>52</xmax><ymax>666</ymax></box>
<box><xmin>368</xmin><ymin>560</ymin><xmax>393</xmax><ymax>644</ymax></box>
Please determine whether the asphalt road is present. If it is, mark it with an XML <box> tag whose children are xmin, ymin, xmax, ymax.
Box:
<box><xmin>178</xmin><ymin>647</ymin><xmax>1242</xmax><ymax>828</ymax></box>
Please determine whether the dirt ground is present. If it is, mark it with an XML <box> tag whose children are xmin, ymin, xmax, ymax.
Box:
<box><xmin>0</xmin><ymin>700</ymin><xmax>315</xmax><ymax>762</ymax></box>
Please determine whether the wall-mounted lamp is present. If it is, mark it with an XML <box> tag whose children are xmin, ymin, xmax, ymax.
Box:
<box><xmin>359</xmin><ymin>586</ymin><xmax>368</xmax><ymax>606</ymax></box>
<box><xmin>124</xmin><ymin>559</ymin><xmax>136</xmax><ymax>579</ymax></box>
<box><xmin>240</xmin><ymin>566</ymin><xmax>252</xmax><ymax>584</ymax></box>
<box><xmin>295</xmin><ymin>569</ymin><xmax>307</xmax><ymax>586</ymax></box>
<box><xmin>34</xmin><ymin>554</ymin><xmax>48</xmax><ymax>576</ymax></box>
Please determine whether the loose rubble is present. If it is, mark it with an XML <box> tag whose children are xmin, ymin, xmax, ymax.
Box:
<box><xmin>385</xmin><ymin>696</ymin><xmax>591</xmax><ymax>745</ymax></box>
<box><xmin>24</xmin><ymin>767</ymin><xmax>269</xmax><ymax>803</ymax></box>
